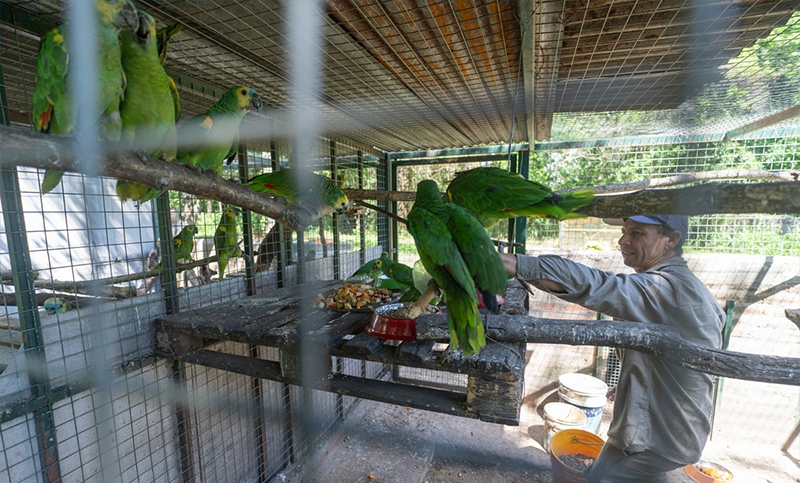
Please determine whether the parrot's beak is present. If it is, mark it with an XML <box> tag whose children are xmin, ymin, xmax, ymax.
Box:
<box><xmin>115</xmin><ymin>2</ymin><xmax>140</xmax><ymax>31</ymax></box>
<box><xmin>135</xmin><ymin>12</ymin><xmax>152</xmax><ymax>45</ymax></box>
<box><xmin>249</xmin><ymin>92</ymin><xmax>263</xmax><ymax>112</ymax></box>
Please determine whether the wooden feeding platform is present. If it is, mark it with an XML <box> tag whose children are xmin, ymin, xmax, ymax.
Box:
<box><xmin>155</xmin><ymin>280</ymin><xmax>528</xmax><ymax>425</ymax></box>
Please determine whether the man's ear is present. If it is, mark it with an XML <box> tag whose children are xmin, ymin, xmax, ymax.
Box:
<box><xmin>666</xmin><ymin>231</ymin><xmax>681</xmax><ymax>250</ymax></box>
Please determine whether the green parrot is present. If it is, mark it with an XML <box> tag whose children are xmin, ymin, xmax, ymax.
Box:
<box><xmin>407</xmin><ymin>180</ymin><xmax>507</xmax><ymax>355</ymax></box>
<box><xmin>34</xmin><ymin>0</ymin><xmax>140</xmax><ymax>194</ymax></box>
<box><xmin>444</xmin><ymin>167</ymin><xmax>594</xmax><ymax>228</ymax></box>
<box><xmin>177</xmin><ymin>86</ymin><xmax>262</xmax><ymax>175</ymax></box>
<box><xmin>214</xmin><ymin>206</ymin><xmax>240</xmax><ymax>280</ymax></box>
<box><xmin>43</xmin><ymin>297</ymin><xmax>71</xmax><ymax>314</ymax></box>
<box><xmin>153</xmin><ymin>224</ymin><xmax>197</xmax><ymax>271</ymax></box>
<box><xmin>116</xmin><ymin>11</ymin><xmax>181</xmax><ymax>205</ymax></box>
<box><xmin>245</xmin><ymin>169</ymin><xmax>350</xmax><ymax>213</ymax></box>
<box><xmin>372</xmin><ymin>252</ymin><xmax>422</xmax><ymax>300</ymax></box>
<box><xmin>349</xmin><ymin>257</ymin><xmax>382</xmax><ymax>281</ymax></box>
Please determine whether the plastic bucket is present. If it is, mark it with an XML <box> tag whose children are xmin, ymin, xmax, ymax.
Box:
<box><xmin>549</xmin><ymin>429</ymin><xmax>604</xmax><ymax>483</ymax></box>
<box><xmin>542</xmin><ymin>402</ymin><xmax>586</xmax><ymax>453</ymax></box>
<box><xmin>558</xmin><ymin>373</ymin><xmax>608</xmax><ymax>434</ymax></box>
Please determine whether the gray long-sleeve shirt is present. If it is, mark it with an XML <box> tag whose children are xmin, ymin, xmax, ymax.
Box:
<box><xmin>516</xmin><ymin>254</ymin><xmax>724</xmax><ymax>465</ymax></box>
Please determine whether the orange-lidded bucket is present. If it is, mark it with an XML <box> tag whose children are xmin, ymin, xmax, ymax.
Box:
<box><xmin>549</xmin><ymin>429</ymin><xmax>604</xmax><ymax>483</ymax></box>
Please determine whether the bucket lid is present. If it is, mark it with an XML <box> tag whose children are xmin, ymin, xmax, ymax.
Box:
<box><xmin>543</xmin><ymin>402</ymin><xmax>586</xmax><ymax>424</ymax></box>
<box><xmin>558</xmin><ymin>373</ymin><xmax>609</xmax><ymax>397</ymax></box>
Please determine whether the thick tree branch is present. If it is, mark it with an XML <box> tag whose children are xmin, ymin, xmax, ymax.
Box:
<box><xmin>414</xmin><ymin>315</ymin><xmax>800</xmax><ymax>386</ymax></box>
<box><xmin>559</xmin><ymin>169</ymin><xmax>799</xmax><ymax>195</ymax></box>
<box><xmin>0</xmin><ymin>125</ymin><xmax>331</xmax><ymax>231</ymax></box>
<box><xmin>575</xmin><ymin>182</ymin><xmax>800</xmax><ymax>217</ymax></box>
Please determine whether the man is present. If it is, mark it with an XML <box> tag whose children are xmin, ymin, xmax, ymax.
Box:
<box><xmin>500</xmin><ymin>215</ymin><xmax>724</xmax><ymax>483</ymax></box>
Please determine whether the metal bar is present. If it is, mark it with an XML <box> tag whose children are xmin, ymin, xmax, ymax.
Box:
<box><xmin>392</xmin><ymin>153</ymin><xmax>511</xmax><ymax>167</ymax></box>
<box><xmin>514</xmin><ymin>150</ymin><xmax>530</xmax><ymax>254</ymax></box>
<box><xmin>155</xmin><ymin>193</ymin><xmax>179</xmax><ymax>314</ymax></box>
<box><xmin>506</xmin><ymin>152</ymin><xmax>518</xmax><ymax>251</ymax></box>
<box><xmin>0</xmin><ymin>168</ymin><xmax>62</xmax><ymax>482</ymax></box>
<box><xmin>270</xmin><ymin>139</ymin><xmax>286</xmax><ymax>288</ymax></box>
<box><xmin>0</xmin><ymin>356</ymin><xmax>160</xmax><ymax>424</ymax></box>
<box><xmin>377</xmin><ymin>153</ymin><xmax>389</xmax><ymax>253</ymax></box>
<box><xmin>390</xmin><ymin>160</ymin><xmax>398</xmax><ymax>259</ymax></box>
<box><xmin>724</xmin><ymin>103</ymin><xmax>800</xmax><ymax>140</ymax></box>
<box><xmin>388</xmin><ymin>144</ymin><xmax>529</xmax><ymax>160</ymax></box>
<box><xmin>330</xmin><ymin>140</ymin><xmax>341</xmax><ymax>280</ymax></box>
<box><xmin>0</xmin><ymin>58</ymin><xmax>61</xmax><ymax>482</ymax></box>
<box><xmin>535</xmin><ymin>134</ymin><xmax>727</xmax><ymax>151</ymax></box>
<box><xmin>172</xmin><ymin>359</ymin><xmax>196</xmax><ymax>483</ymax></box>
<box><xmin>357</xmin><ymin>150</ymin><xmax>366</xmax><ymax>268</ymax></box>
<box><xmin>238</xmin><ymin>145</ymin><xmax>256</xmax><ymax>296</ymax></box>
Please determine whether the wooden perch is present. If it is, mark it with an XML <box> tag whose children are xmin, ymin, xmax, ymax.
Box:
<box><xmin>414</xmin><ymin>314</ymin><xmax>800</xmax><ymax>386</ymax></box>
<box><xmin>559</xmin><ymin>169</ymin><xmax>798</xmax><ymax>195</ymax></box>
<box><xmin>0</xmin><ymin>125</ymin><xmax>331</xmax><ymax>231</ymax></box>
<box><xmin>349</xmin><ymin>182</ymin><xmax>800</xmax><ymax>217</ymax></box>
<box><xmin>786</xmin><ymin>308</ymin><xmax>800</xmax><ymax>331</ymax></box>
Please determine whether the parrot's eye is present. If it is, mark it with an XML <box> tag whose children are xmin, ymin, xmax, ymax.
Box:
<box><xmin>240</xmin><ymin>89</ymin><xmax>248</xmax><ymax>96</ymax></box>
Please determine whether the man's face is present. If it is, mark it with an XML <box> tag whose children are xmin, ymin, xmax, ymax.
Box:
<box><xmin>617</xmin><ymin>219</ymin><xmax>673</xmax><ymax>272</ymax></box>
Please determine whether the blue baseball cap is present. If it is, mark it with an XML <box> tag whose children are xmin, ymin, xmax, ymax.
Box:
<box><xmin>605</xmin><ymin>215</ymin><xmax>688</xmax><ymax>244</ymax></box>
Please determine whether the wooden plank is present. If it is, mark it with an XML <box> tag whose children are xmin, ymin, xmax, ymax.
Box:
<box><xmin>178</xmin><ymin>350</ymin><xmax>475</xmax><ymax>420</ymax></box>
<box><xmin>394</xmin><ymin>340</ymin><xmax>437</xmax><ymax>364</ymax></box>
<box><xmin>311</xmin><ymin>311</ymin><xmax>372</xmax><ymax>348</ymax></box>
<box><xmin>336</xmin><ymin>332</ymin><xmax>388</xmax><ymax>356</ymax></box>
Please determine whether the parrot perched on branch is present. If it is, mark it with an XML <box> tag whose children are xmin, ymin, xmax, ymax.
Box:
<box><xmin>115</xmin><ymin>11</ymin><xmax>181</xmax><ymax>205</ymax></box>
<box><xmin>245</xmin><ymin>169</ymin><xmax>350</xmax><ymax>213</ymax></box>
<box><xmin>407</xmin><ymin>180</ymin><xmax>507</xmax><ymax>355</ymax></box>
<box><xmin>153</xmin><ymin>224</ymin><xmax>197</xmax><ymax>272</ymax></box>
<box><xmin>177</xmin><ymin>86</ymin><xmax>262</xmax><ymax>175</ymax></box>
<box><xmin>34</xmin><ymin>0</ymin><xmax>140</xmax><ymax>194</ymax></box>
<box><xmin>214</xmin><ymin>206</ymin><xmax>240</xmax><ymax>280</ymax></box>
<box><xmin>445</xmin><ymin>167</ymin><xmax>594</xmax><ymax>228</ymax></box>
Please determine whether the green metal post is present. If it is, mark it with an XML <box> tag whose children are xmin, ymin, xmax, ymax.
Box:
<box><xmin>0</xmin><ymin>60</ymin><xmax>62</xmax><ymax>483</ymax></box>
<box><xmin>357</xmin><ymin>150</ymin><xmax>366</xmax><ymax>267</ymax></box>
<box><xmin>514</xmin><ymin>150</ymin><xmax>530</xmax><ymax>254</ymax></box>
<box><xmin>330</xmin><ymin>140</ymin><xmax>341</xmax><ymax>280</ymax></box>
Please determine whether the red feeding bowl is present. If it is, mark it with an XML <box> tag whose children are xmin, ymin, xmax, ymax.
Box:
<box><xmin>366</xmin><ymin>303</ymin><xmax>417</xmax><ymax>340</ymax></box>
<box><xmin>366</xmin><ymin>303</ymin><xmax>439</xmax><ymax>341</ymax></box>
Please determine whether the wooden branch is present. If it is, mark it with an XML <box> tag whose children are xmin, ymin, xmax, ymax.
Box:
<box><xmin>414</xmin><ymin>315</ymin><xmax>800</xmax><ymax>386</ymax></box>
<box><xmin>559</xmin><ymin>169</ymin><xmax>799</xmax><ymax>195</ymax></box>
<box><xmin>355</xmin><ymin>200</ymin><xmax>408</xmax><ymax>225</ymax></box>
<box><xmin>786</xmin><ymin>308</ymin><xmax>800</xmax><ymax>331</ymax></box>
<box><xmin>576</xmin><ymin>181</ymin><xmax>800</xmax><ymax>217</ymax></box>
<box><xmin>0</xmin><ymin>125</ymin><xmax>330</xmax><ymax>230</ymax></box>
<box><xmin>345</xmin><ymin>188</ymin><xmax>416</xmax><ymax>202</ymax></box>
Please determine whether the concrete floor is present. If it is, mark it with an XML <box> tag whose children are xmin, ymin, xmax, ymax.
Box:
<box><xmin>277</xmin><ymin>378</ymin><xmax>798</xmax><ymax>483</ymax></box>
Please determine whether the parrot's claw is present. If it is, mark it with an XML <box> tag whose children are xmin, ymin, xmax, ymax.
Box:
<box><xmin>136</xmin><ymin>150</ymin><xmax>148</xmax><ymax>163</ymax></box>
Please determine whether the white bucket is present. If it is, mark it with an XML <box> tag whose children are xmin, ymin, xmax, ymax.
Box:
<box><xmin>558</xmin><ymin>373</ymin><xmax>608</xmax><ymax>435</ymax></box>
<box><xmin>542</xmin><ymin>402</ymin><xmax>586</xmax><ymax>453</ymax></box>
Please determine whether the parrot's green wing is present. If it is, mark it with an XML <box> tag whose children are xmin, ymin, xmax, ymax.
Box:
<box><xmin>177</xmin><ymin>86</ymin><xmax>261</xmax><ymax>175</ymax></box>
<box><xmin>214</xmin><ymin>207</ymin><xmax>239</xmax><ymax>279</ymax></box>
<box><xmin>446</xmin><ymin>167</ymin><xmax>593</xmax><ymax>226</ymax></box>
<box><xmin>445</xmin><ymin>202</ymin><xmax>507</xmax><ymax>313</ymax></box>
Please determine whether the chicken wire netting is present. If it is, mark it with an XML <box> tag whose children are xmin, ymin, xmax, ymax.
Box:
<box><xmin>1</xmin><ymin>1</ymin><xmax>799</xmax><ymax>483</ymax></box>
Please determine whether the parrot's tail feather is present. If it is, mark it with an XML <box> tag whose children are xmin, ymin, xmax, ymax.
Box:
<box><xmin>445</xmin><ymin>292</ymin><xmax>484</xmax><ymax>355</ymax></box>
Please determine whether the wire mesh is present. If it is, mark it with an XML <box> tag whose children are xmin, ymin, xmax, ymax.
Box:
<box><xmin>0</xmin><ymin>1</ymin><xmax>799</xmax><ymax>483</ymax></box>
